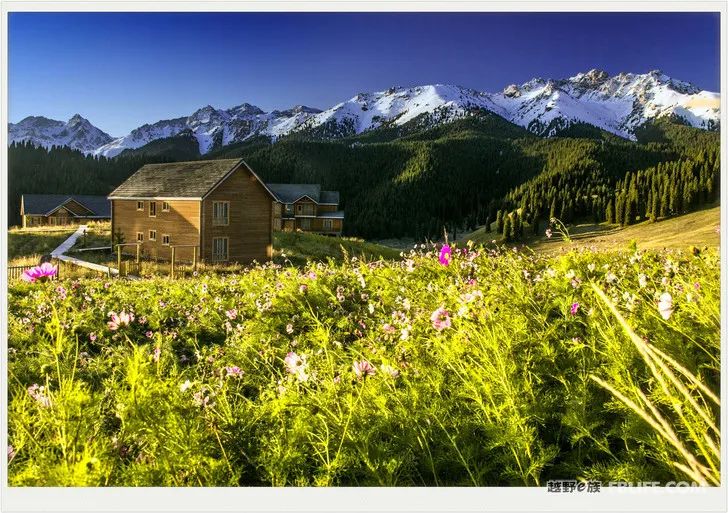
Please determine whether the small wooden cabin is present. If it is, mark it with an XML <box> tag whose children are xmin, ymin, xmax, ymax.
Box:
<box><xmin>268</xmin><ymin>184</ymin><xmax>344</xmax><ymax>235</ymax></box>
<box><xmin>20</xmin><ymin>194</ymin><xmax>111</xmax><ymax>228</ymax></box>
<box><xmin>108</xmin><ymin>159</ymin><xmax>277</xmax><ymax>263</ymax></box>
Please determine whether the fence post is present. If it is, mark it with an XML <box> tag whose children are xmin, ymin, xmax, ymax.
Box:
<box><xmin>171</xmin><ymin>247</ymin><xmax>176</xmax><ymax>279</ymax></box>
<box><xmin>136</xmin><ymin>243</ymin><xmax>141</xmax><ymax>263</ymax></box>
<box><xmin>117</xmin><ymin>245</ymin><xmax>122</xmax><ymax>278</ymax></box>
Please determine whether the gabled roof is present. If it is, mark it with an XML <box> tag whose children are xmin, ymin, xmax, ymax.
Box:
<box><xmin>108</xmin><ymin>158</ymin><xmax>276</xmax><ymax>200</ymax></box>
<box><xmin>317</xmin><ymin>210</ymin><xmax>345</xmax><ymax>219</ymax></box>
<box><xmin>267</xmin><ymin>183</ymin><xmax>322</xmax><ymax>204</ymax></box>
<box><xmin>319</xmin><ymin>191</ymin><xmax>340</xmax><ymax>205</ymax></box>
<box><xmin>21</xmin><ymin>194</ymin><xmax>111</xmax><ymax>217</ymax></box>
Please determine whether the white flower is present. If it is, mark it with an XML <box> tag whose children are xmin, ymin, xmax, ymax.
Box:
<box><xmin>658</xmin><ymin>293</ymin><xmax>674</xmax><ymax>320</ymax></box>
<box><xmin>638</xmin><ymin>274</ymin><xmax>648</xmax><ymax>288</ymax></box>
<box><xmin>180</xmin><ymin>380</ymin><xmax>192</xmax><ymax>392</ymax></box>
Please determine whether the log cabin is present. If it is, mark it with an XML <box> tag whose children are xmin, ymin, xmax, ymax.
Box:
<box><xmin>20</xmin><ymin>194</ymin><xmax>111</xmax><ymax>228</ymax></box>
<box><xmin>268</xmin><ymin>183</ymin><xmax>344</xmax><ymax>235</ymax></box>
<box><xmin>108</xmin><ymin>159</ymin><xmax>277</xmax><ymax>263</ymax></box>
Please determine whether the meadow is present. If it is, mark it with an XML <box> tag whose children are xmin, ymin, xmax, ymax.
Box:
<box><xmin>6</xmin><ymin>228</ymin><xmax>720</xmax><ymax>486</ymax></box>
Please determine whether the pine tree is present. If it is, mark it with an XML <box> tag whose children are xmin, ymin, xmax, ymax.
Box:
<box><xmin>606</xmin><ymin>198</ymin><xmax>615</xmax><ymax>224</ymax></box>
<box><xmin>502</xmin><ymin>215</ymin><xmax>513</xmax><ymax>242</ymax></box>
<box><xmin>496</xmin><ymin>210</ymin><xmax>504</xmax><ymax>234</ymax></box>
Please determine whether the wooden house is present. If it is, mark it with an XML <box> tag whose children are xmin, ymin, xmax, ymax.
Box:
<box><xmin>268</xmin><ymin>184</ymin><xmax>344</xmax><ymax>235</ymax></box>
<box><xmin>108</xmin><ymin>159</ymin><xmax>277</xmax><ymax>263</ymax></box>
<box><xmin>20</xmin><ymin>194</ymin><xmax>111</xmax><ymax>228</ymax></box>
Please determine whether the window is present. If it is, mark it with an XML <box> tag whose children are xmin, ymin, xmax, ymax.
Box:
<box><xmin>149</xmin><ymin>201</ymin><xmax>157</xmax><ymax>217</ymax></box>
<box><xmin>149</xmin><ymin>230</ymin><xmax>157</xmax><ymax>241</ymax></box>
<box><xmin>136</xmin><ymin>232</ymin><xmax>144</xmax><ymax>242</ymax></box>
<box><xmin>212</xmin><ymin>237</ymin><xmax>229</xmax><ymax>262</ymax></box>
<box><xmin>162</xmin><ymin>201</ymin><xmax>170</xmax><ymax>212</ymax></box>
<box><xmin>284</xmin><ymin>204</ymin><xmax>294</xmax><ymax>216</ymax></box>
<box><xmin>323</xmin><ymin>219</ymin><xmax>333</xmax><ymax>230</ymax></box>
<box><xmin>212</xmin><ymin>201</ymin><xmax>229</xmax><ymax>226</ymax></box>
<box><xmin>162</xmin><ymin>234</ymin><xmax>170</xmax><ymax>246</ymax></box>
<box><xmin>137</xmin><ymin>201</ymin><xmax>144</xmax><ymax>211</ymax></box>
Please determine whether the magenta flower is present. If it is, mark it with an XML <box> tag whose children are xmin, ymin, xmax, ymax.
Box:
<box><xmin>570</xmin><ymin>302</ymin><xmax>580</xmax><ymax>315</ymax></box>
<box><xmin>21</xmin><ymin>262</ymin><xmax>57</xmax><ymax>283</ymax></box>
<box><xmin>352</xmin><ymin>360</ymin><xmax>376</xmax><ymax>379</ymax></box>
<box><xmin>438</xmin><ymin>245</ymin><xmax>452</xmax><ymax>266</ymax></box>
<box><xmin>225</xmin><ymin>366</ymin><xmax>244</xmax><ymax>378</ymax></box>
<box><xmin>430</xmin><ymin>306</ymin><xmax>452</xmax><ymax>331</ymax></box>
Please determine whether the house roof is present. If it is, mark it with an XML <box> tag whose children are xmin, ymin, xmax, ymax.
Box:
<box><xmin>108</xmin><ymin>158</ymin><xmax>276</xmax><ymax>200</ymax></box>
<box><xmin>267</xmin><ymin>183</ymin><xmax>322</xmax><ymax>204</ymax></box>
<box><xmin>317</xmin><ymin>210</ymin><xmax>345</xmax><ymax>219</ymax></box>
<box><xmin>319</xmin><ymin>191</ymin><xmax>340</xmax><ymax>204</ymax></box>
<box><xmin>21</xmin><ymin>194</ymin><xmax>111</xmax><ymax>217</ymax></box>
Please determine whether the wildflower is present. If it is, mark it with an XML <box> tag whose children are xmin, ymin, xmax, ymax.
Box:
<box><xmin>20</xmin><ymin>262</ymin><xmax>57</xmax><ymax>283</ymax></box>
<box><xmin>368</xmin><ymin>303</ymin><xmax>375</xmax><ymax>314</ymax></box>
<box><xmin>225</xmin><ymin>366</ymin><xmax>244</xmax><ymax>378</ymax></box>
<box><xmin>145</xmin><ymin>330</ymin><xmax>154</xmax><ymax>339</ymax></box>
<box><xmin>382</xmin><ymin>323</ymin><xmax>396</xmax><ymax>335</ymax></box>
<box><xmin>439</xmin><ymin>245</ymin><xmax>452</xmax><ymax>266</ymax></box>
<box><xmin>380</xmin><ymin>364</ymin><xmax>400</xmax><ymax>378</ymax></box>
<box><xmin>108</xmin><ymin>311</ymin><xmax>134</xmax><ymax>331</ymax></box>
<box><xmin>284</xmin><ymin>352</ymin><xmax>309</xmax><ymax>382</ymax></box>
<box><xmin>694</xmin><ymin>282</ymin><xmax>701</xmax><ymax>290</ymax></box>
<box><xmin>570</xmin><ymin>302</ymin><xmax>580</xmax><ymax>315</ymax></box>
<box><xmin>8</xmin><ymin>445</ymin><xmax>16</xmax><ymax>462</ymax></box>
<box><xmin>587</xmin><ymin>263</ymin><xmax>596</xmax><ymax>272</ymax></box>
<box><xmin>545</xmin><ymin>228</ymin><xmax>553</xmax><ymax>239</ymax></box>
<box><xmin>89</xmin><ymin>332</ymin><xmax>97</xmax><ymax>342</ymax></box>
<box><xmin>27</xmin><ymin>384</ymin><xmax>51</xmax><ymax>408</ymax></box>
<box><xmin>180</xmin><ymin>380</ymin><xmax>192</xmax><ymax>392</ymax></box>
<box><xmin>138</xmin><ymin>316</ymin><xmax>147</xmax><ymax>324</ymax></box>
<box><xmin>225</xmin><ymin>308</ymin><xmax>237</xmax><ymax>320</ymax></box>
<box><xmin>658</xmin><ymin>293</ymin><xmax>674</xmax><ymax>320</ymax></box>
<box><xmin>638</xmin><ymin>274</ymin><xmax>648</xmax><ymax>288</ymax></box>
<box><xmin>430</xmin><ymin>306</ymin><xmax>452</xmax><ymax>331</ymax></box>
<box><xmin>605</xmin><ymin>272</ymin><xmax>618</xmax><ymax>284</ymax></box>
<box><xmin>299</xmin><ymin>284</ymin><xmax>308</xmax><ymax>294</ymax></box>
<box><xmin>55</xmin><ymin>286</ymin><xmax>67</xmax><ymax>300</ymax></box>
<box><xmin>192</xmin><ymin>389</ymin><xmax>214</xmax><ymax>408</ymax></box>
<box><xmin>352</xmin><ymin>360</ymin><xmax>376</xmax><ymax>379</ymax></box>
<box><xmin>286</xmin><ymin>323</ymin><xmax>294</xmax><ymax>334</ymax></box>
<box><xmin>152</xmin><ymin>346</ymin><xmax>161</xmax><ymax>362</ymax></box>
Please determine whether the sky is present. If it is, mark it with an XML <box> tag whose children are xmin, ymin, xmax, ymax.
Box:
<box><xmin>8</xmin><ymin>12</ymin><xmax>721</xmax><ymax>136</ymax></box>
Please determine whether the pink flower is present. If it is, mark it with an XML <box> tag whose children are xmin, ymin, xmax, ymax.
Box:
<box><xmin>284</xmin><ymin>352</ymin><xmax>309</xmax><ymax>382</ymax></box>
<box><xmin>545</xmin><ymin>228</ymin><xmax>553</xmax><ymax>239</ymax></box>
<box><xmin>89</xmin><ymin>332</ymin><xmax>97</xmax><ymax>342</ymax></box>
<box><xmin>382</xmin><ymin>323</ymin><xmax>396</xmax><ymax>335</ymax></box>
<box><xmin>107</xmin><ymin>311</ymin><xmax>134</xmax><ymax>331</ymax></box>
<box><xmin>145</xmin><ymin>330</ymin><xmax>154</xmax><ymax>338</ymax></box>
<box><xmin>27</xmin><ymin>384</ymin><xmax>51</xmax><ymax>408</ymax></box>
<box><xmin>570</xmin><ymin>302</ymin><xmax>580</xmax><ymax>315</ymax></box>
<box><xmin>152</xmin><ymin>346</ymin><xmax>161</xmax><ymax>362</ymax></box>
<box><xmin>225</xmin><ymin>308</ymin><xmax>237</xmax><ymax>320</ymax></box>
<box><xmin>225</xmin><ymin>366</ymin><xmax>244</xmax><ymax>378</ymax></box>
<box><xmin>438</xmin><ymin>245</ymin><xmax>452</xmax><ymax>266</ymax></box>
<box><xmin>352</xmin><ymin>360</ymin><xmax>376</xmax><ymax>379</ymax></box>
<box><xmin>8</xmin><ymin>445</ymin><xmax>17</xmax><ymax>462</ymax></box>
<box><xmin>430</xmin><ymin>306</ymin><xmax>451</xmax><ymax>331</ymax></box>
<box><xmin>299</xmin><ymin>284</ymin><xmax>308</xmax><ymax>294</ymax></box>
<box><xmin>21</xmin><ymin>262</ymin><xmax>57</xmax><ymax>283</ymax></box>
<box><xmin>658</xmin><ymin>293</ymin><xmax>674</xmax><ymax>320</ymax></box>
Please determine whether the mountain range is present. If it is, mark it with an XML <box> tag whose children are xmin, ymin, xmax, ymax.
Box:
<box><xmin>9</xmin><ymin>69</ymin><xmax>720</xmax><ymax>157</ymax></box>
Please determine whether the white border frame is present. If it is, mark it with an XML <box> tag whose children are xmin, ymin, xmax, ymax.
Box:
<box><xmin>1</xmin><ymin>2</ymin><xmax>726</xmax><ymax>513</ymax></box>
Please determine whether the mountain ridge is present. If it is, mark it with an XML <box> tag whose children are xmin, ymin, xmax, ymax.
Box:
<box><xmin>9</xmin><ymin>69</ymin><xmax>720</xmax><ymax>156</ymax></box>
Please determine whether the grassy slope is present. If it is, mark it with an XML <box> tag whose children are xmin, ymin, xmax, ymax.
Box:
<box><xmin>462</xmin><ymin>206</ymin><xmax>720</xmax><ymax>254</ymax></box>
<box><xmin>8</xmin><ymin>227</ymin><xmax>76</xmax><ymax>263</ymax></box>
<box><xmin>273</xmin><ymin>231</ymin><xmax>401</xmax><ymax>265</ymax></box>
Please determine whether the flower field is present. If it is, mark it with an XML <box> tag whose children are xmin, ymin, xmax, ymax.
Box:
<box><xmin>6</xmin><ymin>241</ymin><xmax>720</xmax><ymax>486</ymax></box>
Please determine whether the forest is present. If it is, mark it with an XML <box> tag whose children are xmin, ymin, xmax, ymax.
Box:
<box><xmin>7</xmin><ymin>115</ymin><xmax>720</xmax><ymax>239</ymax></box>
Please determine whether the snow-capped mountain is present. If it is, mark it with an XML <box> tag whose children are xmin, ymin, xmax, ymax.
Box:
<box><xmin>9</xmin><ymin>69</ymin><xmax>720</xmax><ymax>157</ymax></box>
<box><xmin>9</xmin><ymin>114</ymin><xmax>114</xmax><ymax>153</ymax></box>
<box><xmin>93</xmin><ymin>103</ymin><xmax>323</xmax><ymax>157</ymax></box>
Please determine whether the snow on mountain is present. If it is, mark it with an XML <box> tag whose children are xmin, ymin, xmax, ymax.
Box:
<box><xmin>10</xmin><ymin>69</ymin><xmax>720</xmax><ymax>156</ymax></box>
<box><xmin>9</xmin><ymin>114</ymin><xmax>114</xmax><ymax>153</ymax></box>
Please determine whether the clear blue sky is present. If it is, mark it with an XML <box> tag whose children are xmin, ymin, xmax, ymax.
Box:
<box><xmin>9</xmin><ymin>12</ymin><xmax>721</xmax><ymax>136</ymax></box>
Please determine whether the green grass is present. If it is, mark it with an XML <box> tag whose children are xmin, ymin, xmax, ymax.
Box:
<box><xmin>7</xmin><ymin>239</ymin><xmax>719</xmax><ymax>486</ymax></box>
<box><xmin>273</xmin><ymin>231</ymin><xmax>401</xmax><ymax>265</ymax></box>
<box><xmin>462</xmin><ymin>206</ymin><xmax>720</xmax><ymax>253</ymax></box>
<box><xmin>8</xmin><ymin>227</ymin><xmax>76</xmax><ymax>263</ymax></box>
